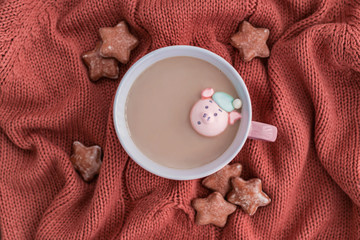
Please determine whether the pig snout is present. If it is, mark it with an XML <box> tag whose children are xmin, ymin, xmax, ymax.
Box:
<box><xmin>201</xmin><ymin>112</ymin><xmax>214</xmax><ymax>124</ymax></box>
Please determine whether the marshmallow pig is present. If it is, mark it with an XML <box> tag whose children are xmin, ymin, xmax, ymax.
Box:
<box><xmin>190</xmin><ymin>88</ymin><xmax>242</xmax><ymax>137</ymax></box>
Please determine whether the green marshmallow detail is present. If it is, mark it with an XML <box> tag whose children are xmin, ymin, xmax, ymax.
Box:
<box><xmin>212</xmin><ymin>92</ymin><xmax>234</xmax><ymax>112</ymax></box>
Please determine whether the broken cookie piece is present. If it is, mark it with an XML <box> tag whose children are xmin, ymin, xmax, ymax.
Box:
<box><xmin>70</xmin><ymin>141</ymin><xmax>102</xmax><ymax>182</ymax></box>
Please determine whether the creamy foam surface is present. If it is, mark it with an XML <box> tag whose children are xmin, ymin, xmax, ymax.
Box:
<box><xmin>125</xmin><ymin>56</ymin><xmax>239</xmax><ymax>169</ymax></box>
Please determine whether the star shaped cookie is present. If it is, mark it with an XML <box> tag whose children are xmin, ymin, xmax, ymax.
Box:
<box><xmin>82</xmin><ymin>41</ymin><xmax>119</xmax><ymax>81</ymax></box>
<box><xmin>202</xmin><ymin>163</ymin><xmax>243</xmax><ymax>196</ymax></box>
<box><xmin>192</xmin><ymin>192</ymin><xmax>237</xmax><ymax>227</ymax></box>
<box><xmin>230</xmin><ymin>21</ymin><xmax>270</xmax><ymax>62</ymax></box>
<box><xmin>70</xmin><ymin>141</ymin><xmax>102</xmax><ymax>182</ymax></box>
<box><xmin>99</xmin><ymin>21</ymin><xmax>139</xmax><ymax>64</ymax></box>
<box><xmin>227</xmin><ymin>177</ymin><xmax>271</xmax><ymax>216</ymax></box>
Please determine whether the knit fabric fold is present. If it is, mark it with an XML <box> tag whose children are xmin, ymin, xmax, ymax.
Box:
<box><xmin>0</xmin><ymin>0</ymin><xmax>359</xmax><ymax>239</ymax></box>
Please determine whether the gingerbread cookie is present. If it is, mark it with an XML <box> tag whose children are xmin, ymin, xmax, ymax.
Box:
<box><xmin>70</xmin><ymin>141</ymin><xmax>102</xmax><ymax>182</ymax></box>
<box><xmin>82</xmin><ymin>41</ymin><xmax>119</xmax><ymax>81</ymax></box>
<box><xmin>192</xmin><ymin>192</ymin><xmax>236</xmax><ymax>227</ymax></box>
<box><xmin>230</xmin><ymin>21</ymin><xmax>270</xmax><ymax>62</ymax></box>
<box><xmin>202</xmin><ymin>163</ymin><xmax>242</xmax><ymax>196</ymax></box>
<box><xmin>227</xmin><ymin>177</ymin><xmax>271</xmax><ymax>216</ymax></box>
<box><xmin>99</xmin><ymin>21</ymin><xmax>138</xmax><ymax>64</ymax></box>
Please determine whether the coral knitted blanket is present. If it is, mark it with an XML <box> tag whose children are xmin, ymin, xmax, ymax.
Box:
<box><xmin>1</xmin><ymin>0</ymin><xmax>359</xmax><ymax>239</ymax></box>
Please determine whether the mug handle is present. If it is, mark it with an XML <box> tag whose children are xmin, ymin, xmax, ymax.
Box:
<box><xmin>248</xmin><ymin>121</ymin><xmax>278</xmax><ymax>142</ymax></box>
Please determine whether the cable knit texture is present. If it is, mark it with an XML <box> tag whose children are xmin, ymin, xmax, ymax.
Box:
<box><xmin>0</xmin><ymin>0</ymin><xmax>359</xmax><ymax>239</ymax></box>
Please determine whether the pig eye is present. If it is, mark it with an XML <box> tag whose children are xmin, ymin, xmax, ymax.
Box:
<box><xmin>197</xmin><ymin>121</ymin><xmax>201</xmax><ymax>125</ymax></box>
<box><xmin>214</xmin><ymin>113</ymin><xmax>218</xmax><ymax>116</ymax></box>
<box><xmin>205</xmin><ymin>106</ymin><xmax>208</xmax><ymax>109</ymax></box>
<box><xmin>203</xmin><ymin>113</ymin><xmax>207</xmax><ymax>118</ymax></box>
<box><xmin>218</xmin><ymin>109</ymin><xmax>222</xmax><ymax>112</ymax></box>
<box><xmin>209</xmin><ymin>100</ymin><xmax>213</xmax><ymax>103</ymax></box>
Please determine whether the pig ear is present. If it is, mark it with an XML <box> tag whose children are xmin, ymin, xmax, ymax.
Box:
<box><xmin>201</xmin><ymin>88</ymin><xmax>214</xmax><ymax>99</ymax></box>
<box><xmin>229</xmin><ymin>111</ymin><xmax>242</xmax><ymax>125</ymax></box>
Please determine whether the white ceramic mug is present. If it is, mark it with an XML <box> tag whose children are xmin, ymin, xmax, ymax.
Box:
<box><xmin>113</xmin><ymin>46</ymin><xmax>277</xmax><ymax>180</ymax></box>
